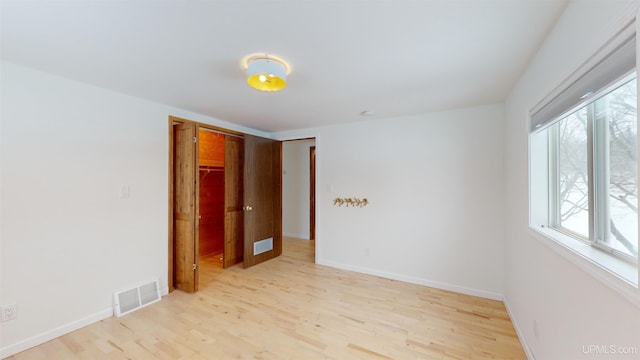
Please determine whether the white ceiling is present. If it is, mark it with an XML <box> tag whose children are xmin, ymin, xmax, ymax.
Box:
<box><xmin>1</xmin><ymin>0</ymin><xmax>568</xmax><ymax>132</ymax></box>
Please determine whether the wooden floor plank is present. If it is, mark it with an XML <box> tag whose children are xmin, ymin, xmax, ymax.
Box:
<box><xmin>7</xmin><ymin>237</ymin><xmax>526</xmax><ymax>359</ymax></box>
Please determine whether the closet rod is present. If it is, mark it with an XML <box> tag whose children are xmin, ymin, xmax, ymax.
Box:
<box><xmin>199</xmin><ymin>166</ymin><xmax>224</xmax><ymax>172</ymax></box>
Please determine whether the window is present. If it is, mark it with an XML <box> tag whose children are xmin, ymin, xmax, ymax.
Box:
<box><xmin>529</xmin><ymin>24</ymin><xmax>638</xmax><ymax>286</ymax></box>
<box><xmin>549</xmin><ymin>75</ymin><xmax>638</xmax><ymax>260</ymax></box>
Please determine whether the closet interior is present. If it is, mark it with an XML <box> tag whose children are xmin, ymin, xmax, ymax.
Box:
<box><xmin>198</xmin><ymin>129</ymin><xmax>225</xmax><ymax>268</ymax></box>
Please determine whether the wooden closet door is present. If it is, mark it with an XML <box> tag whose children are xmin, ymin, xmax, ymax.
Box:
<box><xmin>173</xmin><ymin>122</ymin><xmax>199</xmax><ymax>292</ymax></box>
<box><xmin>224</xmin><ymin>136</ymin><xmax>244</xmax><ymax>268</ymax></box>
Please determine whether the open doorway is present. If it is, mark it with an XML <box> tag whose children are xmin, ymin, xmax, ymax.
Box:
<box><xmin>282</xmin><ymin>139</ymin><xmax>316</xmax><ymax>247</ymax></box>
<box><xmin>198</xmin><ymin>129</ymin><xmax>225</xmax><ymax>268</ymax></box>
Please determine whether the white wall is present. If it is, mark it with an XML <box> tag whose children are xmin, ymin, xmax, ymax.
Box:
<box><xmin>282</xmin><ymin>139</ymin><xmax>315</xmax><ymax>240</ymax></box>
<box><xmin>0</xmin><ymin>61</ymin><xmax>268</xmax><ymax>357</ymax></box>
<box><xmin>274</xmin><ymin>104</ymin><xmax>506</xmax><ymax>299</ymax></box>
<box><xmin>503</xmin><ymin>1</ymin><xmax>640</xmax><ymax>359</ymax></box>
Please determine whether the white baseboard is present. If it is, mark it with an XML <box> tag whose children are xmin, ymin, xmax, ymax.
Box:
<box><xmin>283</xmin><ymin>232</ymin><xmax>309</xmax><ymax>240</ymax></box>
<box><xmin>316</xmin><ymin>258</ymin><xmax>503</xmax><ymax>301</ymax></box>
<box><xmin>503</xmin><ymin>296</ymin><xmax>535</xmax><ymax>360</ymax></box>
<box><xmin>0</xmin><ymin>307</ymin><xmax>113</xmax><ymax>359</ymax></box>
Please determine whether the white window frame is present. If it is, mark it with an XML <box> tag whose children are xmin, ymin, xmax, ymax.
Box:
<box><xmin>547</xmin><ymin>73</ymin><xmax>638</xmax><ymax>263</ymax></box>
<box><xmin>528</xmin><ymin>19</ymin><xmax>640</xmax><ymax>307</ymax></box>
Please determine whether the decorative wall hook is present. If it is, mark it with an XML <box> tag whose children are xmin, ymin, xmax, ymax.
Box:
<box><xmin>333</xmin><ymin>197</ymin><xmax>368</xmax><ymax>207</ymax></box>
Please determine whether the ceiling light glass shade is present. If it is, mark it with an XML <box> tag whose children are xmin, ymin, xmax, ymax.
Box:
<box><xmin>247</xmin><ymin>58</ymin><xmax>287</xmax><ymax>92</ymax></box>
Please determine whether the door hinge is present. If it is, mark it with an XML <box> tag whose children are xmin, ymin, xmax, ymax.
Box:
<box><xmin>193</xmin><ymin>137</ymin><xmax>197</xmax><ymax>143</ymax></box>
<box><xmin>193</xmin><ymin>263</ymin><xmax>198</xmax><ymax>270</ymax></box>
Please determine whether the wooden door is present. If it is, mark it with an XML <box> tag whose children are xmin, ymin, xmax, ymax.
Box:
<box><xmin>224</xmin><ymin>136</ymin><xmax>244</xmax><ymax>268</ymax></box>
<box><xmin>243</xmin><ymin>134</ymin><xmax>282</xmax><ymax>268</ymax></box>
<box><xmin>310</xmin><ymin>146</ymin><xmax>316</xmax><ymax>241</ymax></box>
<box><xmin>173</xmin><ymin>122</ymin><xmax>199</xmax><ymax>292</ymax></box>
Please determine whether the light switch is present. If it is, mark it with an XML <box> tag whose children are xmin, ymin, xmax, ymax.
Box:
<box><xmin>120</xmin><ymin>185</ymin><xmax>130</xmax><ymax>199</ymax></box>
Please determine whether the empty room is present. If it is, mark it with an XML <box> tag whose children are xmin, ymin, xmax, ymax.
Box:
<box><xmin>1</xmin><ymin>1</ymin><xmax>639</xmax><ymax>359</ymax></box>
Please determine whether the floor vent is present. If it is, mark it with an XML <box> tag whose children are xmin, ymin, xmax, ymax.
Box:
<box><xmin>113</xmin><ymin>278</ymin><xmax>161</xmax><ymax>317</ymax></box>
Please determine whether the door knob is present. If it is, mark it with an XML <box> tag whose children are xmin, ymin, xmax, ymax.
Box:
<box><xmin>243</xmin><ymin>205</ymin><xmax>253</xmax><ymax>211</ymax></box>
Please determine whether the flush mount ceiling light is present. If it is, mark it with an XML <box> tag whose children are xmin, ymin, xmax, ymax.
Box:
<box><xmin>242</xmin><ymin>54</ymin><xmax>291</xmax><ymax>92</ymax></box>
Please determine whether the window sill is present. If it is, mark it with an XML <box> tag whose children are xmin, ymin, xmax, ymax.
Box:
<box><xmin>529</xmin><ymin>226</ymin><xmax>640</xmax><ymax>308</ymax></box>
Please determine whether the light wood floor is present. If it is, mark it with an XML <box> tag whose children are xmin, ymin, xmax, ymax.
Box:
<box><xmin>8</xmin><ymin>238</ymin><xmax>526</xmax><ymax>359</ymax></box>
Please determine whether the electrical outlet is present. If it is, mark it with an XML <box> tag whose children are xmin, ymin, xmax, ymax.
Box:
<box><xmin>1</xmin><ymin>303</ymin><xmax>17</xmax><ymax>322</ymax></box>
